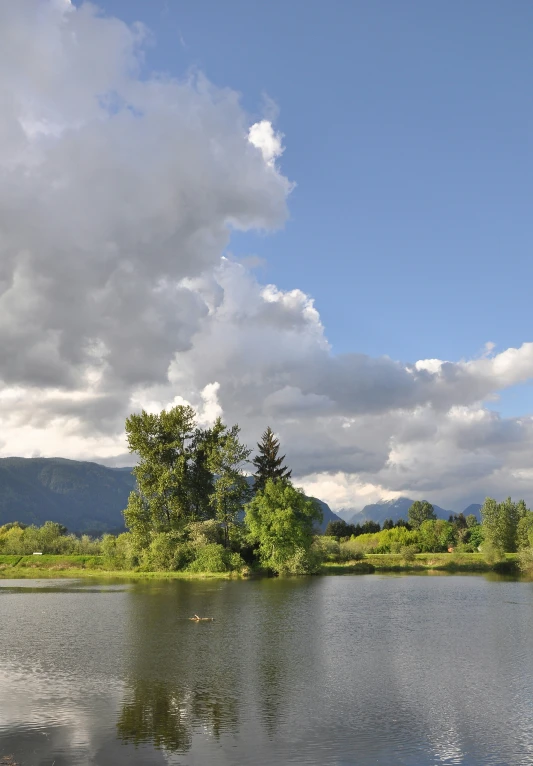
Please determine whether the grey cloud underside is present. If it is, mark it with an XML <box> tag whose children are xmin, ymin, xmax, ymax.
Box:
<box><xmin>1</xmin><ymin>2</ymin><xmax>533</xmax><ymax>510</ymax></box>
<box><xmin>0</xmin><ymin>2</ymin><xmax>289</xmax><ymax>393</ymax></box>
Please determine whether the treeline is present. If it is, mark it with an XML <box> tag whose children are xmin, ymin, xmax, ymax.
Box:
<box><xmin>3</xmin><ymin>408</ymin><xmax>533</xmax><ymax>576</ymax></box>
<box><xmin>325</xmin><ymin>497</ymin><xmax>533</xmax><ymax>563</ymax></box>
<box><xmin>325</xmin><ymin>510</ymin><xmax>482</xmax><ymax>554</ymax></box>
<box><xmin>0</xmin><ymin>521</ymin><xmax>100</xmax><ymax>555</ymax></box>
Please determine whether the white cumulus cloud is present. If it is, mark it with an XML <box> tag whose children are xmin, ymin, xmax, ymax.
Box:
<box><xmin>1</xmin><ymin>2</ymin><xmax>533</xmax><ymax>513</ymax></box>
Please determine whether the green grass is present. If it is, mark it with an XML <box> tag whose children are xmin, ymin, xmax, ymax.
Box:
<box><xmin>0</xmin><ymin>554</ymin><xmax>246</xmax><ymax>579</ymax></box>
<box><xmin>0</xmin><ymin>552</ymin><xmax>522</xmax><ymax>579</ymax></box>
<box><xmin>323</xmin><ymin>552</ymin><xmax>520</xmax><ymax>574</ymax></box>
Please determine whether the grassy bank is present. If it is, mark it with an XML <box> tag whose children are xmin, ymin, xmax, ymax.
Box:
<box><xmin>0</xmin><ymin>552</ymin><xmax>522</xmax><ymax>579</ymax></box>
<box><xmin>321</xmin><ymin>552</ymin><xmax>519</xmax><ymax>575</ymax></box>
<box><xmin>0</xmin><ymin>554</ymin><xmax>243</xmax><ymax>580</ymax></box>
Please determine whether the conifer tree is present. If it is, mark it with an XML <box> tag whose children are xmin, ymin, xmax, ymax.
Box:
<box><xmin>252</xmin><ymin>426</ymin><xmax>292</xmax><ymax>492</ymax></box>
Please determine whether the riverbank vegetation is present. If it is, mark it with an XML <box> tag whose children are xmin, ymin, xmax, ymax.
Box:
<box><xmin>0</xmin><ymin>406</ymin><xmax>532</xmax><ymax>578</ymax></box>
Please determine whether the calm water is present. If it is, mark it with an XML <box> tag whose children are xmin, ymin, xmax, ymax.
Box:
<box><xmin>0</xmin><ymin>574</ymin><xmax>532</xmax><ymax>765</ymax></box>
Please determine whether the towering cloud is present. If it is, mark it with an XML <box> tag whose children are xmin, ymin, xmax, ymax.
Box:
<box><xmin>1</xmin><ymin>1</ymin><xmax>533</xmax><ymax>511</ymax></box>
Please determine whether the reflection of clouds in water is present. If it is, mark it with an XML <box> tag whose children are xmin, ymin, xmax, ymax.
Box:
<box><xmin>2</xmin><ymin>578</ymin><xmax>533</xmax><ymax>764</ymax></box>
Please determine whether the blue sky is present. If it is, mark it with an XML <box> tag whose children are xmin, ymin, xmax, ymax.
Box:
<box><xmin>95</xmin><ymin>0</ymin><xmax>533</xmax><ymax>414</ymax></box>
<box><xmin>2</xmin><ymin>1</ymin><xmax>533</xmax><ymax>509</ymax></box>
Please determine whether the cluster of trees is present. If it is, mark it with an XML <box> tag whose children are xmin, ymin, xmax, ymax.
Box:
<box><xmin>481</xmin><ymin>497</ymin><xmax>533</xmax><ymax>556</ymax></box>
<box><xmin>324</xmin><ymin>497</ymin><xmax>533</xmax><ymax>560</ymax></box>
<box><xmin>4</xmin><ymin>411</ymin><xmax>533</xmax><ymax>575</ymax></box>
<box><xmin>0</xmin><ymin>521</ymin><xmax>100</xmax><ymax>555</ymax></box>
<box><xmin>325</xmin><ymin>503</ymin><xmax>482</xmax><ymax>554</ymax></box>
<box><xmin>116</xmin><ymin>407</ymin><xmax>321</xmax><ymax>574</ymax></box>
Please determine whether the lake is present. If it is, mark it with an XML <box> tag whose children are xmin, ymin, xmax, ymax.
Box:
<box><xmin>0</xmin><ymin>574</ymin><xmax>532</xmax><ymax>765</ymax></box>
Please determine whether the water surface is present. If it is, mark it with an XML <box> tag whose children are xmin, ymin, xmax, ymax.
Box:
<box><xmin>0</xmin><ymin>574</ymin><xmax>532</xmax><ymax>765</ymax></box>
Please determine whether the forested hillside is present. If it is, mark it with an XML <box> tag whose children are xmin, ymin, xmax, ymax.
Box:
<box><xmin>0</xmin><ymin>458</ymin><xmax>135</xmax><ymax>532</ymax></box>
<box><xmin>0</xmin><ymin>458</ymin><xmax>340</xmax><ymax>533</ymax></box>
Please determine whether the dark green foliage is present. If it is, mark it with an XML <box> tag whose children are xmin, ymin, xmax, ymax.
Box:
<box><xmin>208</xmin><ymin>421</ymin><xmax>252</xmax><ymax>547</ymax></box>
<box><xmin>408</xmin><ymin>501</ymin><xmax>436</xmax><ymax>529</ymax></box>
<box><xmin>324</xmin><ymin>519</ymin><xmax>355</xmax><ymax>538</ymax></box>
<box><xmin>382</xmin><ymin>518</ymin><xmax>394</xmax><ymax>530</ymax></box>
<box><xmin>252</xmin><ymin>427</ymin><xmax>292</xmax><ymax>492</ymax></box>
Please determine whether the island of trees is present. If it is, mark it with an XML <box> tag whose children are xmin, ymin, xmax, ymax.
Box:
<box><xmin>0</xmin><ymin>405</ymin><xmax>533</xmax><ymax>577</ymax></box>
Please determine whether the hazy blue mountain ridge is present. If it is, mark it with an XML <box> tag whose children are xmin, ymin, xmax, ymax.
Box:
<box><xmin>0</xmin><ymin>457</ymin><xmax>341</xmax><ymax>533</ymax></box>
<box><xmin>342</xmin><ymin>496</ymin><xmax>483</xmax><ymax>526</ymax></box>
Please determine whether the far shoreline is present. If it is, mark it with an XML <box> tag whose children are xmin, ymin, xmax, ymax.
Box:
<box><xmin>0</xmin><ymin>552</ymin><xmax>522</xmax><ymax>580</ymax></box>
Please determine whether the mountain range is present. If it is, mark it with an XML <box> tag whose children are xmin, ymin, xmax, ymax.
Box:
<box><xmin>0</xmin><ymin>457</ymin><xmax>341</xmax><ymax>534</ymax></box>
<box><xmin>336</xmin><ymin>497</ymin><xmax>482</xmax><ymax>526</ymax></box>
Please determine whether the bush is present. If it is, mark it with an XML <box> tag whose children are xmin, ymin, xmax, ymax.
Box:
<box><xmin>482</xmin><ymin>543</ymin><xmax>505</xmax><ymax>565</ymax></box>
<box><xmin>280</xmin><ymin>545</ymin><xmax>322</xmax><ymax>574</ymax></box>
<box><xmin>339</xmin><ymin>539</ymin><xmax>366</xmax><ymax>562</ymax></box>
<box><xmin>142</xmin><ymin>533</ymin><xmax>193</xmax><ymax>571</ymax></box>
<box><xmin>101</xmin><ymin>532</ymin><xmax>139</xmax><ymax>570</ymax></box>
<box><xmin>312</xmin><ymin>536</ymin><xmax>340</xmax><ymax>562</ymax></box>
<box><xmin>400</xmin><ymin>545</ymin><xmax>418</xmax><ymax>562</ymax></box>
<box><xmin>518</xmin><ymin>546</ymin><xmax>533</xmax><ymax>574</ymax></box>
<box><xmin>186</xmin><ymin>543</ymin><xmax>244</xmax><ymax>573</ymax></box>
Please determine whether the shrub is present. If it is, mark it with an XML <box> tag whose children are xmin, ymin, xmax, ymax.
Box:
<box><xmin>280</xmin><ymin>545</ymin><xmax>322</xmax><ymax>574</ymax></box>
<box><xmin>339</xmin><ymin>539</ymin><xmax>366</xmax><ymax>562</ymax></box>
<box><xmin>518</xmin><ymin>546</ymin><xmax>533</xmax><ymax>574</ymax></box>
<box><xmin>482</xmin><ymin>542</ymin><xmax>505</xmax><ymax>565</ymax></box>
<box><xmin>142</xmin><ymin>533</ymin><xmax>193</xmax><ymax>571</ymax></box>
<box><xmin>186</xmin><ymin>543</ymin><xmax>244</xmax><ymax>573</ymax></box>
<box><xmin>312</xmin><ymin>536</ymin><xmax>340</xmax><ymax>562</ymax></box>
<box><xmin>400</xmin><ymin>545</ymin><xmax>418</xmax><ymax>562</ymax></box>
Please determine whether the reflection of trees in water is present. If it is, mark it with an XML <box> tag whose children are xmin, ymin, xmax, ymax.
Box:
<box><xmin>117</xmin><ymin>679</ymin><xmax>239</xmax><ymax>753</ymax></box>
<box><xmin>117</xmin><ymin>680</ymin><xmax>192</xmax><ymax>753</ymax></box>
<box><xmin>255</xmin><ymin>579</ymin><xmax>316</xmax><ymax>739</ymax></box>
<box><xmin>117</xmin><ymin>583</ymin><xmax>240</xmax><ymax>754</ymax></box>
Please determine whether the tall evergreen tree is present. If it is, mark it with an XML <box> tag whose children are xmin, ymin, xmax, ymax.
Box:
<box><xmin>252</xmin><ymin>426</ymin><xmax>292</xmax><ymax>492</ymax></box>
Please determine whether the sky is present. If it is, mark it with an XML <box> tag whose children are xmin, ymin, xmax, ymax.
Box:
<box><xmin>0</xmin><ymin>0</ymin><xmax>532</xmax><ymax>512</ymax></box>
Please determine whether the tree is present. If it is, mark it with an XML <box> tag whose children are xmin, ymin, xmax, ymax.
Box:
<box><xmin>516</xmin><ymin>509</ymin><xmax>533</xmax><ymax>549</ymax></box>
<box><xmin>408</xmin><ymin>500</ymin><xmax>436</xmax><ymax>529</ymax></box>
<box><xmin>244</xmin><ymin>479</ymin><xmax>322</xmax><ymax>573</ymax></box>
<box><xmin>252</xmin><ymin>427</ymin><xmax>292</xmax><ymax>492</ymax></box>
<box><xmin>324</xmin><ymin>519</ymin><xmax>355</xmax><ymax>539</ymax></box>
<box><xmin>418</xmin><ymin>519</ymin><xmax>454</xmax><ymax>552</ymax></box>
<box><xmin>208</xmin><ymin>420</ymin><xmax>252</xmax><ymax>547</ymax></box>
<box><xmin>124</xmin><ymin>406</ymin><xmax>222</xmax><ymax>542</ymax></box>
<box><xmin>481</xmin><ymin>496</ymin><xmax>523</xmax><ymax>553</ymax></box>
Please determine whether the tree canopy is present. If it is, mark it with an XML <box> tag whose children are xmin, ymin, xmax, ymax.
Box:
<box><xmin>408</xmin><ymin>500</ymin><xmax>436</xmax><ymax>529</ymax></box>
<box><xmin>124</xmin><ymin>406</ymin><xmax>250</xmax><ymax>547</ymax></box>
<box><xmin>245</xmin><ymin>479</ymin><xmax>322</xmax><ymax>573</ymax></box>
<box><xmin>252</xmin><ymin>427</ymin><xmax>292</xmax><ymax>492</ymax></box>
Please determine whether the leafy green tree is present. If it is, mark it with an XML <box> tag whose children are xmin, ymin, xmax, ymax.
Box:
<box><xmin>252</xmin><ymin>427</ymin><xmax>292</xmax><ymax>492</ymax></box>
<box><xmin>188</xmin><ymin>421</ymin><xmax>225</xmax><ymax>521</ymax></box>
<box><xmin>468</xmin><ymin>523</ymin><xmax>484</xmax><ymax>551</ymax></box>
<box><xmin>408</xmin><ymin>500</ymin><xmax>436</xmax><ymax>529</ymax></box>
<box><xmin>124</xmin><ymin>406</ymin><xmax>198</xmax><ymax>540</ymax></box>
<box><xmin>481</xmin><ymin>496</ymin><xmax>523</xmax><ymax>553</ymax></box>
<box><xmin>516</xmin><ymin>509</ymin><xmax>533</xmax><ymax>548</ymax></box>
<box><xmin>208</xmin><ymin>420</ymin><xmax>252</xmax><ymax>547</ymax></box>
<box><xmin>418</xmin><ymin>519</ymin><xmax>454</xmax><ymax>552</ymax></box>
<box><xmin>245</xmin><ymin>479</ymin><xmax>322</xmax><ymax>573</ymax></box>
<box><xmin>465</xmin><ymin>514</ymin><xmax>479</xmax><ymax>528</ymax></box>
